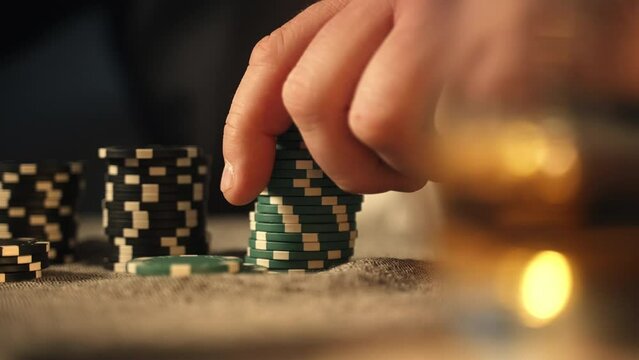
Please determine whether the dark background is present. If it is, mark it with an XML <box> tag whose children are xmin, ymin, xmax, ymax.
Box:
<box><xmin>0</xmin><ymin>0</ymin><xmax>312</xmax><ymax>213</ymax></box>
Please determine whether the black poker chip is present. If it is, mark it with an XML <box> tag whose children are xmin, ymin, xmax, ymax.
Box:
<box><xmin>105</xmin><ymin>182</ymin><xmax>205</xmax><ymax>194</ymax></box>
<box><xmin>0</xmin><ymin>206</ymin><xmax>75</xmax><ymax>218</ymax></box>
<box><xmin>0</xmin><ymin>217</ymin><xmax>78</xmax><ymax>230</ymax></box>
<box><xmin>0</xmin><ymin>260</ymin><xmax>49</xmax><ymax>273</ymax></box>
<box><xmin>103</xmin><ymin>209</ymin><xmax>203</xmax><ymax>220</ymax></box>
<box><xmin>0</xmin><ymin>161</ymin><xmax>77</xmax><ymax>175</ymax></box>
<box><xmin>105</xmin><ymin>174</ymin><xmax>208</xmax><ymax>185</ymax></box>
<box><xmin>102</xmin><ymin>200</ymin><xmax>205</xmax><ymax>212</ymax></box>
<box><xmin>106</xmin><ymin>163</ymin><xmax>209</xmax><ymax>177</ymax></box>
<box><xmin>107</xmin><ymin>243</ymin><xmax>209</xmax><ymax>261</ymax></box>
<box><xmin>106</xmin><ymin>156</ymin><xmax>210</xmax><ymax>168</ymax></box>
<box><xmin>104</xmin><ymin>226</ymin><xmax>206</xmax><ymax>238</ymax></box>
<box><xmin>0</xmin><ymin>213</ymin><xmax>76</xmax><ymax>225</ymax></box>
<box><xmin>0</xmin><ymin>269</ymin><xmax>42</xmax><ymax>283</ymax></box>
<box><xmin>0</xmin><ymin>227</ymin><xmax>78</xmax><ymax>242</ymax></box>
<box><xmin>0</xmin><ymin>190</ymin><xmax>78</xmax><ymax>203</ymax></box>
<box><xmin>0</xmin><ymin>232</ymin><xmax>62</xmax><ymax>243</ymax></box>
<box><xmin>0</xmin><ymin>226</ymin><xmax>77</xmax><ymax>241</ymax></box>
<box><xmin>104</xmin><ymin>190</ymin><xmax>205</xmax><ymax>202</ymax></box>
<box><xmin>0</xmin><ymin>171</ymin><xmax>75</xmax><ymax>184</ymax></box>
<box><xmin>0</xmin><ymin>197</ymin><xmax>76</xmax><ymax>209</ymax></box>
<box><xmin>99</xmin><ymin>146</ymin><xmax>203</xmax><ymax>159</ymax></box>
<box><xmin>0</xmin><ymin>252</ymin><xmax>49</xmax><ymax>265</ymax></box>
<box><xmin>103</xmin><ymin>217</ymin><xmax>202</xmax><ymax>230</ymax></box>
<box><xmin>0</xmin><ymin>239</ymin><xmax>49</xmax><ymax>256</ymax></box>
<box><xmin>108</xmin><ymin>235</ymin><xmax>207</xmax><ymax>247</ymax></box>
<box><xmin>0</xmin><ymin>188</ymin><xmax>81</xmax><ymax>202</ymax></box>
<box><xmin>0</xmin><ymin>178</ymin><xmax>81</xmax><ymax>190</ymax></box>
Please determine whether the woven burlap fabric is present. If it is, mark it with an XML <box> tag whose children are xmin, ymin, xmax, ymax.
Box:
<box><xmin>0</xmin><ymin>258</ymin><xmax>436</xmax><ymax>360</ymax></box>
<box><xmin>0</xmin><ymin>212</ymin><xmax>438</xmax><ymax>359</ymax></box>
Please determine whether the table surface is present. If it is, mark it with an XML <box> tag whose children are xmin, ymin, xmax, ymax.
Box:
<box><xmin>0</xmin><ymin>215</ymin><xmax>436</xmax><ymax>360</ymax></box>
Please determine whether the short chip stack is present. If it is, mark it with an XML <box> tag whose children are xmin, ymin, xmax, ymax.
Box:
<box><xmin>0</xmin><ymin>238</ymin><xmax>50</xmax><ymax>282</ymax></box>
<box><xmin>98</xmin><ymin>146</ymin><xmax>211</xmax><ymax>272</ymax></box>
<box><xmin>245</xmin><ymin>126</ymin><xmax>362</xmax><ymax>273</ymax></box>
<box><xmin>0</xmin><ymin>161</ymin><xmax>83</xmax><ymax>263</ymax></box>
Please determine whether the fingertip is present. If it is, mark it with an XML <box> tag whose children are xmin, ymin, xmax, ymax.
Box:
<box><xmin>222</xmin><ymin>128</ymin><xmax>276</xmax><ymax>205</ymax></box>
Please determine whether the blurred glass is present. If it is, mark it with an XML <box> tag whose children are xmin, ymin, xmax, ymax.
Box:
<box><xmin>433</xmin><ymin>102</ymin><xmax>639</xmax><ymax>357</ymax></box>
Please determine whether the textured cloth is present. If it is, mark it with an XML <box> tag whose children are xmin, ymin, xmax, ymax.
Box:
<box><xmin>0</xmin><ymin>216</ymin><xmax>437</xmax><ymax>359</ymax></box>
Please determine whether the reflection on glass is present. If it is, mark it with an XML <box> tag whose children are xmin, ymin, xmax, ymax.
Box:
<box><xmin>519</xmin><ymin>250</ymin><xmax>573</xmax><ymax>328</ymax></box>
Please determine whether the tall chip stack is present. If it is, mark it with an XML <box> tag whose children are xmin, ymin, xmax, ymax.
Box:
<box><xmin>245</xmin><ymin>126</ymin><xmax>362</xmax><ymax>273</ymax></box>
<box><xmin>98</xmin><ymin>146</ymin><xmax>211</xmax><ymax>272</ymax></box>
<box><xmin>0</xmin><ymin>161</ymin><xmax>84</xmax><ymax>263</ymax></box>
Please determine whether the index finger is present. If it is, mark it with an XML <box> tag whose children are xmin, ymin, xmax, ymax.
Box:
<box><xmin>221</xmin><ymin>0</ymin><xmax>350</xmax><ymax>205</ymax></box>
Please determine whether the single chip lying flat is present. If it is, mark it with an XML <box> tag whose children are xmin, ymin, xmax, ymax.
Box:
<box><xmin>126</xmin><ymin>255</ymin><xmax>242</xmax><ymax>277</ymax></box>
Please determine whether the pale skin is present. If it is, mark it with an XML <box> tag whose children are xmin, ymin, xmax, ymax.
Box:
<box><xmin>221</xmin><ymin>0</ymin><xmax>639</xmax><ymax>205</ymax></box>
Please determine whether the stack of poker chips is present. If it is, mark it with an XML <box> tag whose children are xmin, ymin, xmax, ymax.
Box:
<box><xmin>0</xmin><ymin>238</ymin><xmax>50</xmax><ymax>282</ymax></box>
<box><xmin>98</xmin><ymin>146</ymin><xmax>211</xmax><ymax>272</ymax></box>
<box><xmin>0</xmin><ymin>161</ymin><xmax>83</xmax><ymax>263</ymax></box>
<box><xmin>245</xmin><ymin>126</ymin><xmax>362</xmax><ymax>273</ymax></box>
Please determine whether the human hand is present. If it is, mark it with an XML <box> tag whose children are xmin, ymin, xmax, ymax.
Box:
<box><xmin>221</xmin><ymin>0</ymin><xmax>544</xmax><ymax>205</ymax></box>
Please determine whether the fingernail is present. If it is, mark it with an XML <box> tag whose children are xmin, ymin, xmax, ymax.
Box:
<box><xmin>220</xmin><ymin>161</ymin><xmax>234</xmax><ymax>192</ymax></box>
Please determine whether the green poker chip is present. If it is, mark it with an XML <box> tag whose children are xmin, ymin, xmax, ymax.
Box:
<box><xmin>249</xmin><ymin>211</ymin><xmax>356</xmax><ymax>224</ymax></box>
<box><xmin>267</xmin><ymin>178</ymin><xmax>336</xmax><ymax>188</ymax></box>
<box><xmin>248</xmin><ymin>239</ymin><xmax>355</xmax><ymax>251</ymax></box>
<box><xmin>266</xmin><ymin>269</ymin><xmax>324</xmax><ymax>274</ymax></box>
<box><xmin>244</xmin><ymin>255</ymin><xmax>350</xmax><ymax>270</ymax></box>
<box><xmin>250</xmin><ymin>230</ymin><xmax>358</xmax><ymax>243</ymax></box>
<box><xmin>255</xmin><ymin>203</ymin><xmax>362</xmax><ymax>215</ymax></box>
<box><xmin>256</xmin><ymin>195</ymin><xmax>363</xmax><ymax>206</ymax></box>
<box><xmin>260</xmin><ymin>187</ymin><xmax>351</xmax><ymax>197</ymax></box>
<box><xmin>270</xmin><ymin>169</ymin><xmax>326</xmax><ymax>179</ymax></box>
<box><xmin>241</xmin><ymin>263</ymin><xmax>269</xmax><ymax>274</ymax></box>
<box><xmin>273</xmin><ymin>159</ymin><xmax>318</xmax><ymax>170</ymax></box>
<box><xmin>246</xmin><ymin>247</ymin><xmax>354</xmax><ymax>261</ymax></box>
<box><xmin>249</xmin><ymin>221</ymin><xmax>356</xmax><ymax>233</ymax></box>
<box><xmin>126</xmin><ymin>255</ymin><xmax>242</xmax><ymax>277</ymax></box>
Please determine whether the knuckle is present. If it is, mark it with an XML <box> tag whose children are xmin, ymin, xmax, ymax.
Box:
<box><xmin>249</xmin><ymin>28</ymin><xmax>287</xmax><ymax>67</ymax></box>
<box><xmin>348</xmin><ymin>108</ymin><xmax>397</xmax><ymax>150</ymax></box>
<box><xmin>282</xmin><ymin>66</ymin><xmax>320</xmax><ymax>122</ymax></box>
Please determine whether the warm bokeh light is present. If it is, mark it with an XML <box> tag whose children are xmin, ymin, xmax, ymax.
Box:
<box><xmin>519</xmin><ymin>251</ymin><xmax>573</xmax><ymax>327</ymax></box>
<box><xmin>499</xmin><ymin>120</ymin><xmax>548</xmax><ymax>177</ymax></box>
<box><xmin>541</xmin><ymin>139</ymin><xmax>578</xmax><ymax>177</ymax></box>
